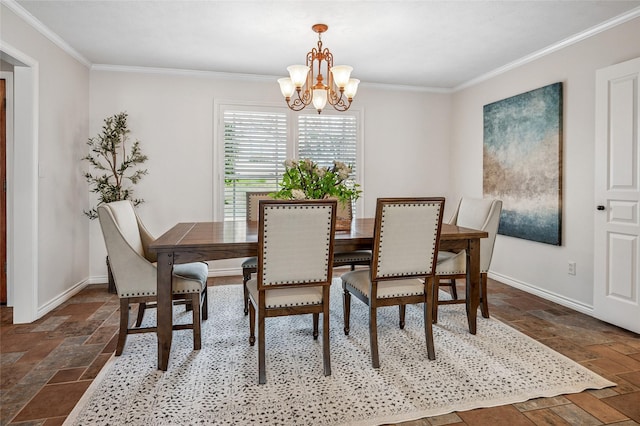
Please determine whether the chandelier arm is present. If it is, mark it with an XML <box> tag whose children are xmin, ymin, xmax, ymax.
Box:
<box><xmin>287</xmin><ymin>86</ymin><xmax>312</xmax><ymax>111</ymax></box>
<box><xmin>327</xmin><ymin>92</ymin><xmax>352</xmax><ymax>111</ymax></box>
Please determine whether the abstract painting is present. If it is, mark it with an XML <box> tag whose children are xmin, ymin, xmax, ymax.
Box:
<box><xmin>483</xmin><ymin>82</ymin><xmax>563</xmax><ymax>245</ymax></box>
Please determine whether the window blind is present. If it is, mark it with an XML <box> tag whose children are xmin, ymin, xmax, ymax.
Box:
<box><xmin>298</xmin><ymin>114</ymin><xmax>357</xmax><ymax>170</ymax></box>
<box><xmin>221</xmin><ymin>108</ymin><xmax>360</xmax><ymax>221</ymax></box>
<box><xmin>223</xmin><ymin>110</ymin><xmax>287</xmax><ymax>220</ymax></box>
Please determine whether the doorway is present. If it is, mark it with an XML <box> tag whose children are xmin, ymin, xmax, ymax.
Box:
<box><xmin>0</xmin><ymin>42</ymin><xmax>39</xmax><ymax>323</ymax></box>
<box><xmin>1</xmin><ymin>78</ymin><xmax>6</xmax><ymax>304</ymax></box>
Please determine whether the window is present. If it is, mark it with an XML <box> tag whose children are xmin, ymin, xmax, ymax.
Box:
<box><xmin>218</xmin><ymin>103</ymin><xmax>361</xmax><ymax>221</ymax></box>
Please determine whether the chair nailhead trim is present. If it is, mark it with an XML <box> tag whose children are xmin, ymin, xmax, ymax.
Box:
<box><xmin>262</xmin><ymin>204</ymin><xmax>332</xmax><ymax>286</ymax></box>
<box><xmin>377</xmin><ymin>202</ymin><xmax>441</xmax><ymax>277</ymax></box>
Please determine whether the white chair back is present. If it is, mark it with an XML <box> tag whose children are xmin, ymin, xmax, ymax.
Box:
<box><xmin>258</xmin><ymin>200</ymin><xmax>336</xmax><ymax>287</ymax></box>
<box><xmin>372</xmin><ymin>198</ymin><xmax>445</xmax><ymax>280</ymax></box>
<box><xmin>98</xmin><ymin>201</ymin><xmax>157</xmax><ymax>297</ymax></box>
<box><xmin>451</xmin><ymin>198</ymin><xmax>502</xmax><ymax>272</ymax></box>
<box><xmin>246</xmin><ymin>191</ymin><xmax>273</xmax><ymax>221</ymax></box>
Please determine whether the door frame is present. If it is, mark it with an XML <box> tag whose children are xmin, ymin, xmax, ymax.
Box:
<box><xmin>1</xmin><ymin>41</ymin><xmax>39</xmax><ymax>323</ymax></box>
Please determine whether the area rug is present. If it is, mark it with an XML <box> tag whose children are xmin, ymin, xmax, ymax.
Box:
<box><xmin>65</xmin><ymin>280</ymin><xmax>614</xmax><ymax>426</ymax></box>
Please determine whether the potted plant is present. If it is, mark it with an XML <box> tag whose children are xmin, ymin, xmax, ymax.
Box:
<box><xmin>271</xmin><ymin>158</ymin><xmax>361</xmax><ymax>230</ymax></box>
<box><xmin>83</xmin><ymin>111</ymin><xmax>148</xmax><ymax>219</ymax></box>
<box><xmin>83</xmin><ymin>112</ymin><xmax>148</xmax><ymax>292</ymax></box>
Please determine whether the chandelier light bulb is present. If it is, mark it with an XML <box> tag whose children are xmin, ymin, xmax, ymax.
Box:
<box><xmin>287</xmin><ymin>65</ymin><xmax>310</xmax><ymax>87</ymax></box>
<box><xmin>278</xmin><ymin>78</ymin><xmax>296</xmax><ymax>98</ymax></box>
<box><xmin>344</xmin><ymin>79</ymin><xmax>360</xmax><ymax>99</ymax></box>
<box><xmin>312</xmin><ymin>88</ymin><xmax>328</xmax><ymax>113</ymax></box>
<box><xmin>330</xmin><ymin>65</ymin><xmax>353</xmax><ymax>88</ymax></box>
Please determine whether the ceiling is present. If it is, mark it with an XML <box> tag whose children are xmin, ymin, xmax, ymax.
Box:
<box><xmin>9</xmin><ymin>0</ymin><xmax>640</xmax><ymax>90</ymax></box>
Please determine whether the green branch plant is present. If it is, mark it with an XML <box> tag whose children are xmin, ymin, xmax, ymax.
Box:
<box><xmin>83</xmin><ymin>112</ymin><xmax>148</xmax><ymax>219</ymax></box>
<box><xmin>271</xmin><ymin>158</ymin><xmax>361</xmax><ymax>204</ymax></box>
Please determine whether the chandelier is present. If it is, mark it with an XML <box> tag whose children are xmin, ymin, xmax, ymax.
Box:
<box><xmin>278</xmin><ymin>24</ymin><xmax>360</xmax><ymax>114</ymax></box>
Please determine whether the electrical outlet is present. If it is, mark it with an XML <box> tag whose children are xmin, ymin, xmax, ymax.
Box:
<box><xmin>568</xmin><ymin>261</ymin><xmax>576</xmax><ymax>275</ymax></box>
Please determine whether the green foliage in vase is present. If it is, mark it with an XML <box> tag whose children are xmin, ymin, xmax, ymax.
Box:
<box><xmin>271</xmin><ymin>158</ymin><xmax>361</xmax><ymax>204</ymax></box>
<box><xmin>83</xmin><ymin>112</ymin><xmax>148</xmax><ymax>219</ymax></box>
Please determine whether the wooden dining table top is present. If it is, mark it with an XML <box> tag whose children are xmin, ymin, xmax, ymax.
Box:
<box><xmin>150</xmin><ymin>218</ymin><xmax>488</xmax><ymax>262</ymax></box>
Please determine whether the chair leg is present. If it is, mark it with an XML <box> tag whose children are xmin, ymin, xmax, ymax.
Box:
<box><xmin>432</xmin><ymin>279</ymin><xmax>440</xmax><ymax>324</ymax></box>
<box><xmin>399</xmin><ymin>304</ymin><xmax>406</xmax><ymax>329</ymax></box>
<box><xmin>190</xmin><ymin>293</ymin><xmax>202</xmax><ymax>351</ymax></box>
<box><xmin>258</xmin><ymin>307</ymin><xmax>266</xmax><ymax>384</ymax></box>
<box><xmin>369</xmin><ymin>304</ymin><xmax>380</xmax><ymax>368</ymax></box>
<box><xmin>134</xmin><ymin>302</ymin><xmax>146</xmax><ymax>328</ymax></box>
<box><xmin>449</xmin><ymin>278</ymin><xmax>458</xmax><ymax>299</ymax></box>
<box><xmin>313</xmin><ymin>313</ymin><xmax>319</xmax><ymax>340</ymax></box>
<box><xmin>201</xmin><ymin>287</ymin><xmax>209</xmax><ymax>321</ymax></box>
<box><xmin>248</xmin><ymin>302</ymin><xmax>256</xmax><ymax>346</ymax></box>
<box><xmin>243</xmin><ymin>268</ymin><xmax>251</xmax><ymax>315</ymax></box>
<box><xmin>116</xmin><ymin>298</ymin><xmax>129</xmax><ymax>356</ymax></box>
<box><xmin>342</xmin><ymin>287</ymin><xmax>351</xmax><ymax>335</ymax></box>
<box><xmin>425</xmin><ymin>277</ymin><xmax>436</xmax><ymax>360</ymax></box>
<box><xmin>322</xmin><ymin>305</ymin><xmax>331</xmax><ymax>377</ymax></box>
<box><xmin>480</xmin><ymin>273</ymin><xmax>490</xmax><ymax>318</ymax></box>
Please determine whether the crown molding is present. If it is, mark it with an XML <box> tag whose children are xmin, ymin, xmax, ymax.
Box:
<box><xmin>90</xmin><ymin>64</ymin><xmax>276</xmax><ymax>82</ymax></box>
<box><xmin>3</xmin><ymin>0</ymin><xmax>91</xmax><ymax>68</ymax></box>
<box><xmin>454</xmin><ymin>6</ymin><xmax>640</xmax><ymax>92</ymax></box>
<box><xmin>91</xmin><ymin>64</ymin><xmax>452</xmax><ymax>93</ymax></box>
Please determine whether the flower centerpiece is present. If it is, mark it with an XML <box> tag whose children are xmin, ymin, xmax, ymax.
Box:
<box><xmin>272</xmin><ymin>158</ymin><xmax>362</xmax><ymax>230</ymax></box>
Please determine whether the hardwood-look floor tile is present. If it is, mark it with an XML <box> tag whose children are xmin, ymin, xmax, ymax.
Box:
<box><xmin>618</xmin><ymin>371</ymin><xmax>640</xmax><ymax>388</ymax></box>
<box><xmin>12</xmin><ymin>381</ymin><xmax>92</xmax><ymax>422</ymax></box>
<box><xmin>457</xmin><ymin>405</ymin><xmax>536</xmax><ymax>425</ymax></box>
<box><xmin>513</xmin><ymin>395</ymin><xmax>571</xmax><ymax>411</ymax></box>
<box><xmin>602</xmin><ymin>392</ymin><xmax>640</xmax><ymax>423</ymax></box>
<box><xmin>565</xmin><ymin>392</ymin><xmax>630</xmax><ymax>423</ymax></box>
<box><xmin>549</xmin><ymin>404</ymin><xmax>602</xmax><ymax>425</ymax></box>
<box><xmin>425</xmin><ymin>412</ymin><xmax>464</xmax><ymax>425</ymax></box>
<box><xmin>522</xmin><ymin>408</ymin><xmax>572</xmax><ymax>425</ymax></box>
<box><xmin>47</xmin><ymin>367</ymin><xmax>85</xmax><ymax>384</ymax></box>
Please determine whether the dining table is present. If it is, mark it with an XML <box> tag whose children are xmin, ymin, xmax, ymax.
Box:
<box><xmin>149</xmin><ymin>218</ymin><xmax>488</xmax><ymax>371</ymax></box>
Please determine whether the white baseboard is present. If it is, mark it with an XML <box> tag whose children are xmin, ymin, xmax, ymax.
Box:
<box><xmin>37</xmin><ymin>278</ymin><xmax>89</xmax><ymax>318</ymax></box>
<box><xmin>488</xmin><ymin>271</ymin><xmax>594</xmax><ymax>316</ymax></box>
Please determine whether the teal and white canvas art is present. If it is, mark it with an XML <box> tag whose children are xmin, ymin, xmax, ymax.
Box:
<box><xmin>483</xmin><ymin>82</ymin><xmax>563</xmax><ymax>245</ymax></box>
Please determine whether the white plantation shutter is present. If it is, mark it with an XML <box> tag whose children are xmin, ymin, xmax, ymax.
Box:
<box><xmin>298</xmin><ymin>114</ymin><xmax>357</xmax><ymax>170</ymax></box>
<box><xmin>223</xmin><ymin>110</ymin><xmax>287</xmax><ymax>220</ymax></box>
<box><xmin>298</xmin><ymin>114</ymin><xmax>359</xmax><ymax>215</ymax></box>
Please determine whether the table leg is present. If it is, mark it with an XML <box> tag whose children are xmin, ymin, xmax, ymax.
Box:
<box><xmin>465</xmin><ymin>238</ymin><xmax>481</xmax><ymax>335</ymax></box>
<box><xmin>157</xmin><ymin>252</ymin><xmax>174</xmax><ymax>371</ymax></box>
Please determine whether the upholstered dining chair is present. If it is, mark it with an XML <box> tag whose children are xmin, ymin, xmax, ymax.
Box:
<box><xmin>246</xmin><ymin>199</ymin><xmax>337</xmax><ymax>384</ymax></box>
<box><xmin>97</xmin><ymin>200</ymin><xmax>209</xmax><ymax>356</ymax></box>
<box><xmin>242</xmin><ymin>191</ymin><xmax>273</xmax><ymax>315</ymax></box>
<box><xmin>332</xmin><ymin>199</ymin><xmax>372</xmax><ymax>270</ymax></box>
<box><xmin>341</xmin><ymin>197</ymin><xmax>445</xmax><ymax>368</ymax></box>
<box><xmin>433</xmin><ymin>197</ymin><xmax>502</xmax><ymax>322</ymax></box>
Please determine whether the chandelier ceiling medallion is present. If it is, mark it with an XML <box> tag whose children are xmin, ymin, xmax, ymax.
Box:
<box><xmin>278</xmin><ymin>24</ymin><xmax>359</xmax><ymax>114</ymax></box>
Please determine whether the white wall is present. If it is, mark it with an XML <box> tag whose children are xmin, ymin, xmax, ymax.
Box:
<box><xmin>88</xmin><ymin>71</ymin><xmax>452</xmax><ymax>278</ymax></box>
<box><xmin>1</xmin><ymin>3</ymin><xmax>90</xmax><ymax>316</ymax></box>
<box><xmin>450</xmin><ymin>17</ymin><xmax>640</xmax><ymax>309</ymax></box>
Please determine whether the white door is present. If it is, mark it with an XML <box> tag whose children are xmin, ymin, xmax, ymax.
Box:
<box><xmin>594</xmin><ymin>57</ymin><xmax>640</xmax><ymax>333</ymax></box>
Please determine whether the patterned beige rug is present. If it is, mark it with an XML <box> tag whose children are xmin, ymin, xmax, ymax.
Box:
<box><xmin>65</xmin><ymin>280</ymin><xmax>614</xmax><ymax>426</ymax></box>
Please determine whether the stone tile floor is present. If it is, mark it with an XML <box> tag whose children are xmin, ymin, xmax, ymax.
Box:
<box><xmin>1</xmin><ymin>275</ymin><xmax>639</xmax><ymax>425</ymax></box>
